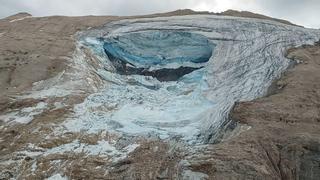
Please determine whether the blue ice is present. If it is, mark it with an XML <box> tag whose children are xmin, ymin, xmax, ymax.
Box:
<box><xmin>103</xmin><ymin>31</ymin><xmax>215</xmax><ymax>68</ymax></box>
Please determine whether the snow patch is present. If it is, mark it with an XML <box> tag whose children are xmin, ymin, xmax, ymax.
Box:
<box><xmin>9</xmin><ymin>16</ymin><xmax>32</xmax><ymax>23</ymax></box>
<box><xmin>53</xmin><ymin>102</ymin><xmax>66</xmax><ymax>110</ymax></box>
<box><xmin>31</xmin><ymin>161</ymin><xmax>37</xmax><ymax>173</ymax></box>
<box><xmin>46</xmin><ymin>173</ymin><xmax>68</xmax><ymax>180</ymax></box>
<box><xmin>45</xmin><ymin>140</ymin><xmax>118</xmax><ymax>156</ymax></box>
<box><xmin>15</xmin><ymin>141</ymin><xmax>139</xmax><ymax>163</ymax></box>
<box><xmin>44</xmin><ymin>140</ymin><xmax>139</xmax><ymax>161</ymax></box>
<box><xmin>0</xmin><ymin>102</ymin><xmax>47</xmax><ymax>124</ymax></box>
<box><xmin>182</xmin><ymin>170</ymin><xmax>209</xmax><ymax>180</ymax></box>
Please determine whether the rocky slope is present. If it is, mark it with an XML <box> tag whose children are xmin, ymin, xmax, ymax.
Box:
<box><xmin>0</xmin><ymin>10</ymin><xmax>320</xmax><ymax>180</ymax></box>
<box><xmin>184</xmin><ymin>43</ymin><xmax>320</xmax><ymax>179</ymax></box>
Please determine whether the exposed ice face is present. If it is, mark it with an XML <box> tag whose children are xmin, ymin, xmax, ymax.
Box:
<box><xmin>103</xmin><ymin>31</ymin><xmax>214</xmax><ymax>67</ymax></box>
<box><xmin>64</xmin><ymin>15</ymin><xmax>320</xmax><ymax>143</ymax></box>
<box><xmin>102</xmin><ymin>31</ymin><xmax>214</xmax><ymax>81</ymax></box>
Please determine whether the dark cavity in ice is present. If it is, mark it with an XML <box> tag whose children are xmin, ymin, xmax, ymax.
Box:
<box><xmin>103</xmin><ymin>31</ymin><xmax>215</xmax><ymax>81</ymax></box>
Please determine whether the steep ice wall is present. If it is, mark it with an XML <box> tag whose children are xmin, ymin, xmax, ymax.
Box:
<box><xmin>64</xmin><ymin>15</ymin><xmax>320</xmax><ymax>143</ymax></box>
<box><xmin>103</xmin><ymin>31</ymin><xmax>214</xmax><ymax>67</ymax></box>
<box><xmin>102</xmin><ymin>31</ymin><xmax>214</xmax><ymax>81</ymax></box>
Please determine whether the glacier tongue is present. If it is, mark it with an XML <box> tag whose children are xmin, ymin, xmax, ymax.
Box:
<box><xmin>64</xmin><ymin>15</ymin><xmax>320</xmax><ymax>143</ymax></box>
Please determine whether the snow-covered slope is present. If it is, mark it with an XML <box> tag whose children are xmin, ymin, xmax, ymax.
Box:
<box><xmin>61</xmin><ymin>15</ymin><xmax>320</xmax><ymax>143</ymax></box>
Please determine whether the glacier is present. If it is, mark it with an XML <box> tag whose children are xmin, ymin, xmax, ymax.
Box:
<box><xmin>62</xmin><ymin>15</ymin><xmax>320</xmax><ymax>143</ymax></box>
<box><xmin>103</xmin><ymin>31</ymin><xmax>214</xmax><ymax>67</ymax></box>
<box><xmin>102</xmin><ymin>31</ymin><xmax>214</xmax><ymax>81</ymax></box>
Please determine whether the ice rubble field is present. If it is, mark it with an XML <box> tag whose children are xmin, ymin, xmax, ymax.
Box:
<box><xmin>63</xmin><ymin>15</ymin><xmax>320</xmax><ymax>143</ymax></box>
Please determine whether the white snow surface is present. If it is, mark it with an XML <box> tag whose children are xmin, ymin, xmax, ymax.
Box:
<box><xmin>11</xmin><ymin>140</ymin><xmax>139</xmax><ymax>165</ymax></box>
<box><xmin>0</xmin><ymin>102</ymin><xmax>47</xmax><ymax>124</ymax></box>
<box><xmin>44</xmin><ymin>140</ymin><xmax>139</xmax><ymax>159</ymax></box>
<box><xmin>46</xmin><ymin>174</ymin><xmax>68</xmax><ymax>180</ymax></box>
<box><xmin>61</xmin><ymin>15</ymin><xmax>320</xmax><ymax>143</ymax></box>
<box><xmin>182</xmin><ymin>170</ymin><xmax>209</xmax><ymax>180</ymax></box>
<box><xmin>9</xmin><ymin>16</ymin><xmax>32</xmax><ymax>23</ymax></box>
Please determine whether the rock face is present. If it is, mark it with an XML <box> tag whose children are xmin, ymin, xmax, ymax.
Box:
<box><xmin>0</xmin><ymin>9</ymin><xmax>320</xmax><ymax>179</ymax></box>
